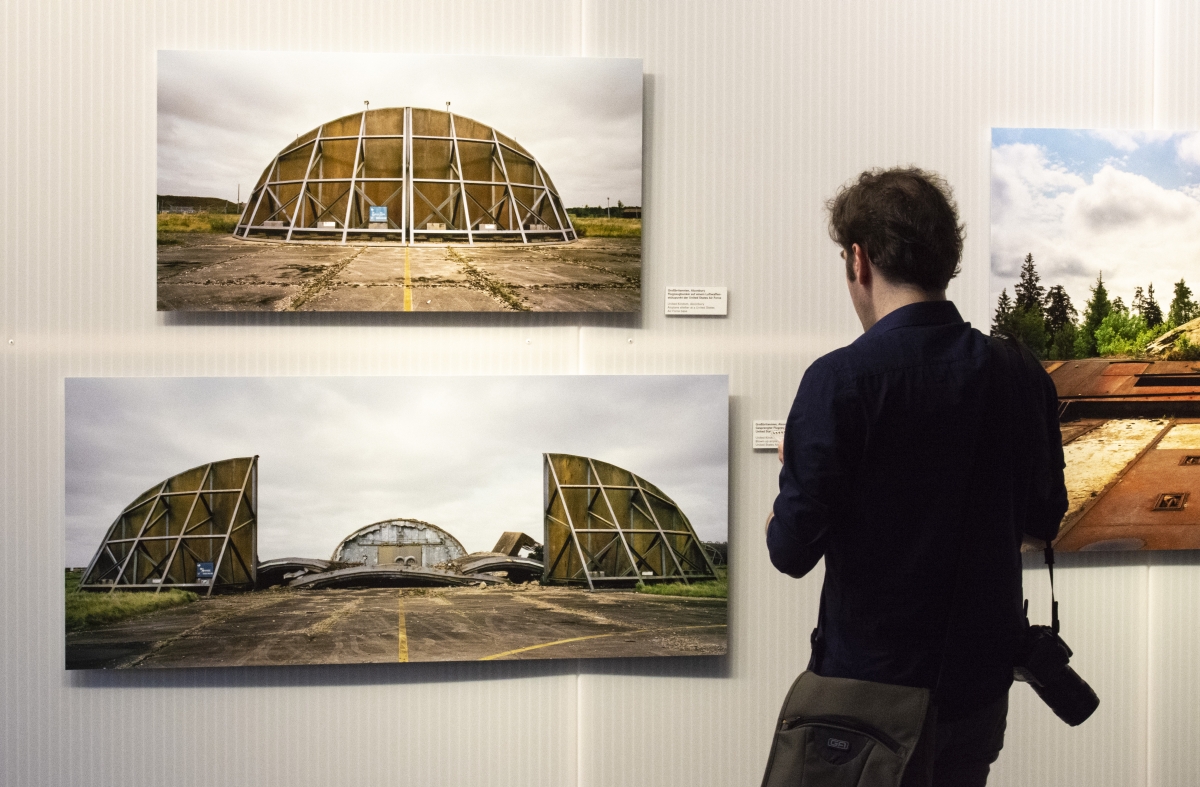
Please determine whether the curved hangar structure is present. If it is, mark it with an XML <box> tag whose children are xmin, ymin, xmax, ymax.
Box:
<box><xmin>332</xmin><ymin>518</ymin><xmax>467</xmax><ymax>568</ymax></box>
<box><xmin>236</xmin><ymin>106</ymin><xmax>577</xmax><ymax>245</ymax></box>
<box><xmin>79</xmin><ymin>457</ymin><xmax>258</xmax><ymax>596</ymax></box>
<box><xmin>543</xmin><ymin>453</ymin><xmax>718</xmax><ymax>589</ymax></box>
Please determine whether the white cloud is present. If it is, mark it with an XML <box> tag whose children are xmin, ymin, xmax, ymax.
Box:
<box><xmin>1177</xmin><ymin>132</ymin><xmax>1200</xmax><ymax>167</ymax></box>
<box><xmin>992</xmin><ymin>145</ymin><xmax>1200</xmax><ymax>313</ymax></box>
<box><xmin>1088</xmin><ymin>129</ymin><xmax>1176</xmax><ymax>152</ymax></box>
<box><xmin>990</xmin><ymin>143</ymin><xmax>1087</xmax><ymax>283</ymax></box>
<box><xmin>1089</xmin><ymin>130</ymin><xmax>1141</xmax><ymax>152</ymax></box>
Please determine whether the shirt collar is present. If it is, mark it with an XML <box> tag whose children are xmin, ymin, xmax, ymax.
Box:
<box><xmin>862</xmin><ymin>300</ymin><xmax>964</xmax><ymax>338</ymax></box>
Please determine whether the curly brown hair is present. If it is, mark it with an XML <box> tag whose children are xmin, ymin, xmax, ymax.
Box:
<box><xmin>827</xmin><ymin>167</ymin><xmax>965</xmax><ymax>292</ymax></box>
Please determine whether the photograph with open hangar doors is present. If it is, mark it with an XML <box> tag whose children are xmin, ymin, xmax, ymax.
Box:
<box><xmin>64</xmin><ymin>375</ymin><xmax>727</xmax><ymax>669</ymax></box>
<box><xmin>990</xmin><ymin>128</ymin><xmax>1200</xmax><ymax>551</ymax></box>
<box><xmin>157</xmin><ymin>52</ymin><xmax>642</xmax><ymax>312</ymax></box>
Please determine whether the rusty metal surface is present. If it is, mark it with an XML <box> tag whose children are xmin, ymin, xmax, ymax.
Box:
<box><xmin>493</xmin><ymin>531</ymin><xmax>539</xmax><ymax>556</ymax></box>
<box><xmin>79</xmin><ymin>457</ymin><xmax>258</xmax><ymax>595</ymax></box>
<box><xmin>1047</xmin><ymin>359</ymin><xmax>1110</xmax><ymax>398</ymax></box>
<box><xmin>1048</xmin><ymin>359</ymin><xmax>1200</xmax><ymax>420</ymax></box>
<box><xmin>1056</xmin><ymin>419</ymin><xmax>1200</xmax><ymax>551</ymax></box>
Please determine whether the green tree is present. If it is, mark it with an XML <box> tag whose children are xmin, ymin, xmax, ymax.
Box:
<box><xmin>1044</xmin><ymin>285</ymin><xmax>1077</xmax><ymax>337</ymax></box>
<box><xmin>1049</xmin><ymin>322</ymin><xmax>1079</xmax><ymax>360</ymax></box>
<box><xmin>1074</xmin><ymin>273</ymin><xmax>1111</xmax><ymax>358</ymax></box>
<box><xmin>1143</xmin><ymin>283</ymin><xmax>1164</xmax><ymax>328</ymax></box>
<box><xmin>991</xmin><ymin>288</ymin><xmax>1015</xmax><ymax>337</ymax></box>
<box><xmin>1012</xmin><ymin>306</ymin><xmax>1050</xmax><ymax>358</ymax></box>
<box><xmin>1168</xmin><ymin>279</ymin><xmax>1199</xmax><ymax>327</ymax></box>
<box><xmin>1044</xmin><ymin>285</ymin><xmax>1079</xmax><ymax>360</ymax></box>
<box><xmin>1132</xmin><ymin>286</ymin><xmax>1146</xmax><ymax>315</ymax></box>
<box><xmin>1095</xmin><ymin>311</ymin><xmax>1147</xmax><ymax>356</ymax></box>
<box><xmin>1004</xmin><ymin>254</ymin><xmax>1049</xmax><ymax>355</ymax></box>
<box><xmin>1111</xmin><ymin>296</ymin><xmax>1127</xmax><ymax>314</ymax></box>
<box><xmin>1014</xmin><ymin>254</ymin><xmax>1046</xmax><ymax>314</ymax></box>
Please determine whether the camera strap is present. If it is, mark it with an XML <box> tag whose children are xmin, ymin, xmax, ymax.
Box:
<box><xmin>1044</xmin><ymin>544</ymin><xmax>1059</xmax><ymax>634</ymax></box>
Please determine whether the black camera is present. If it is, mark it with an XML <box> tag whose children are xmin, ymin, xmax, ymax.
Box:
<box><xmin>1014</xmin><ymin>619</ymin><xmax>1099</xmax><ymax>726</ymax></box>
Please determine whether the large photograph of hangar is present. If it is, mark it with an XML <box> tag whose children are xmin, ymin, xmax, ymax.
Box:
<box><xmin>990</xmin><ymin>128</ymin><xmax>1200</xmax><ymax>551</ymax></box>
<box><xmin>157</xmin><ymin>52</ymin><xmax>642</xmax><ymax>312</ymax></box>
<box><xmin>65</xmin><ymin>375</ymin><xmax>727</xmax><ymax>669</ymax></box>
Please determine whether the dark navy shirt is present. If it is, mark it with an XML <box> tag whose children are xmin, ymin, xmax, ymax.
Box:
<box><xmin>768</xmin><ymin>301</ymin><xmax>1067</xmax><ymax>720</ymax></box>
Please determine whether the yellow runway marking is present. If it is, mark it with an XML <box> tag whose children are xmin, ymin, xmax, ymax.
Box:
<box><xmin>403</xmin><ymin>247</ymin><xmax>413</xmax><ymax>311</ymax></box>
<box><xmin>398</xmin><ymin>595</ymin><xmax>409</xmax><ymax>662</ymax></box>
<box><xmin>478</xmin><ymin>624</ymin><xmax>725</xmax><ymax>661</ymax></box>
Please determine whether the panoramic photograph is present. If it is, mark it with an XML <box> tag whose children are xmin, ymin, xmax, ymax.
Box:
<box><xmin>157</xmin><ymin>52</ymin><xmax>643</xmax><ymax>312</ymax></box>
<box><xmin>991</xmin><ymin>128</ymin><xmax>1200</xmax><ymax>552</ymax></box>
<box><xmin>64</xmin><ymin>375</ymin><xmax>728</xmax><ymax>669</ymax></box>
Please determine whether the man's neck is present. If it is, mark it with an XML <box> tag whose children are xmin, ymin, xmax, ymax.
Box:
<box><xmin>861</xmin><ymin>285</ymin><xmax>946</xmax><ymax>331</ymax></box>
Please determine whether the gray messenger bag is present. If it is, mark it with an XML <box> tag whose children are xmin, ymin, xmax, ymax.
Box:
<box><xmin>760</xmin><ymin>671</ymin><xmax>931</xmax><ymax>787</ymax></box>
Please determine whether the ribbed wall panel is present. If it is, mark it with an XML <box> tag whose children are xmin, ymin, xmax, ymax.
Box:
<box><xmin>577</xmin><ymin>2</ymin><xmax>1163</xmax><ymax>786</ymax></box>
<box><xmin>1</xmin><ymin>1</ymin><xmax>584</xmax><ymax>787</ymax></box>
<box><xmin>1147</xmin><ymin>3</ymin><xmax>1200</xmax><ymax>784</ymax></box>
<box><xmin>4</xmin><ymin>1</ymin><xmax>1198</xmax><ymax>786</ymax></box>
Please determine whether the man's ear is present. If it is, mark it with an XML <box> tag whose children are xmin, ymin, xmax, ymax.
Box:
<box><xmin>852</xmin><ymin>244</ymin><xmax>872</xmax><ymax>287</ymax></box>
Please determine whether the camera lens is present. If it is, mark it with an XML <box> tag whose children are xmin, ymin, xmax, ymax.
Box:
<box><xmin>1030</xmin><ymin>665</ymin><xmax>1100</xmax><ymax>726</ymax></box>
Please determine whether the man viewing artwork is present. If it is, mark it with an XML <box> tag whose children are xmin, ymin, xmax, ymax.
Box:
<box><xmin>766</xmin><ymin>168</ymin><xmax>1068</xmax><ymax>786</ymax></box>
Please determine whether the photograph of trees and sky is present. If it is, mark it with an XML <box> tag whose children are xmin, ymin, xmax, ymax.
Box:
<box><xmin>991</xmin><ymin>128</ymin><xmax>1200</xmax><ymax>359</ymax></box>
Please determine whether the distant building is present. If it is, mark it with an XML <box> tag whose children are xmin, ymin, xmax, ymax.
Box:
<box><xmin>236</xmin><ymin>107</ymin><xmax>577</xmax><ymax>245</ymax></box>
<box><xmin>331</xmin><ymin>518</ymin><xmax>467</xmax><ymax>568</ymax></box>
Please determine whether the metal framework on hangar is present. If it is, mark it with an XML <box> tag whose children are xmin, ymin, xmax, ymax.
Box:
<box><xmin>543</xmin><ymin>453</ymin><xmax>719</xmax><ymax>590</ymax></box>
<box><xmin>79</xmin><ymin>457</ymin><xmax>258</xmax><ymax>596</ymax></box>
<box><xmin>236</xmin><ymin>105</ymin><xmax>578</xmax><ymax>245</ymax></box>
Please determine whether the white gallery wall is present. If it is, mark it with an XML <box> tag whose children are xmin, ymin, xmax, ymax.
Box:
<box><xmin>2</xmin><ymin>0</ymin><xmax>1198</xmax><ymax>785</ymax></box>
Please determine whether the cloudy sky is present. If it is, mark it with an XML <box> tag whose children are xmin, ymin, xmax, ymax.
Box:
<box><xmin>158</xmin><ymin>51</ymin><xmax>642</xmax><ymax>208</ymax></box>
<box><xmin>990</xmin><ymin>128</ymin><xmax>1200</xmax><ymax>314</ymax></box>
<box><xmin>65</xmin><ymin>376</ymin><xmax>727</xmax><ymax>568</ymax></box>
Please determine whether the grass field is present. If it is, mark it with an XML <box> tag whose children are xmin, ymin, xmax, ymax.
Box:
<box><xmin>158</xmin><ymin>212</ymin><xmax>239</xmax><ymax>244</ymax></box>
<box><xmin>569</xmin><ymin>216</ymin><xmax>641</xmax><ymax>238</ymax></box>
<box><xmin>64</xmin><ymin>569</ymin><xmax>198</xmax><ymax>631</ymax></box>
<box><xmin>635</xmin><ymin>569</ymin><xmax>727</xmax><ymax>598</ymax></box>
<box><xmin>158</xmin><ymin>212</ymin><xmax>240</xmax><ymax>233</ymax></box>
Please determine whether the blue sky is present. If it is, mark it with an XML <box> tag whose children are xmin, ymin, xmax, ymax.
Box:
<box><xmin>992</xmin><ymin>128</ymin><xmax>1200</xmax><ymax>191</ymax></box>
<box><xmin>990</xmin><ymin>128</ymin><xmax>1200</xmax><ymax>313</ymax></box>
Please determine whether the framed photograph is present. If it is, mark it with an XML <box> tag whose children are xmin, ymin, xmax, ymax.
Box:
<box><xmin>65</xmin><ymin>375</ymin><xmax>728</xmax><ymax>669</ymax></box>
<box><xmin>991</xmin><ymin>128</ymin><xmax>1200</xmax><ymax>551</ymax></box>
<box><xmin>157</xmin><ymin>52</ymin><xmax>643</xmax><ymax>312</ymax></box>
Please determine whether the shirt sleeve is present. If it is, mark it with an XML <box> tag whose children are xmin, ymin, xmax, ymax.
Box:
<box><xmin>767</xmin><ymin>356</ymin><xmax>864</xmax><ymax>578</ymax></box>
<box><xmin>1024</xmin><ymin>363</ymin><xmax>1068</xmax><ymax>542</ymax></box>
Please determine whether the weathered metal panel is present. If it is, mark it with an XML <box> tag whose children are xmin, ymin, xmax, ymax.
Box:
<box><xmin>237</xmin><ymin>107</ymin><xmax>577</xmax><ymax>245</ymax></box>
<box><xmin>1059</xmin><ymin>419</ymin><xmax>1200</xmax><ymax>551</ymax></box>
<box><xmin>331</xmin><ymin>518</ymin><xmax>467</xmax><ymax>566</ymax></box>
<box><xmin>79</xmin><ymin>457</ymin><xmax>258</xmax><ymax>595</ymax></box>
<box><xmin>542</xmin><ymin>453</ymin><xmax>717</xmax><ymax>587</ymax></box>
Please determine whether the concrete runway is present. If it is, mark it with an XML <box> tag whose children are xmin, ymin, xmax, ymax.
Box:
<box><xmin>156</xmin><ymin>234</ymin><xmax>640</xmax><ymax>312</ymax></box>
<box><xmin>65</xmin><ymin>586</ymin><xmax>727</xmax><ymax>669</ymax></box>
